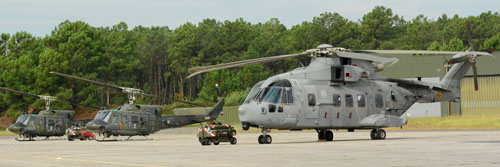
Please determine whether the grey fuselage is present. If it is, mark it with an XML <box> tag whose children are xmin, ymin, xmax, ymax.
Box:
<box><xmin>238</xmin><ymin>55</ymin><xmax>455</xmax><ymax>130</ymax></box>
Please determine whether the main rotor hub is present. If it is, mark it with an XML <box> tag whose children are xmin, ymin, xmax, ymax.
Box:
<box><xmin>309</xmin><ymin>44</ymin><xmax>350</xmax><ymax>57</ymax></box>
<box><xmin>121</xmin><ymin>87</ymin><xmax>142</xmax><ymax>104</ymax></box>
<box><xmin>39</xmin><ymin>95</ymin><xmax>56</xmax><ymax>110</ymax></box>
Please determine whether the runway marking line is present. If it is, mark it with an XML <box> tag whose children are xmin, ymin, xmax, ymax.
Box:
<box><xmin>32</xmin><ymin>155</ymin><xmax>169</xmax><ymax>167</ymax></box>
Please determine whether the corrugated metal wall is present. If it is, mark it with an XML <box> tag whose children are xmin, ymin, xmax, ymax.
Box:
<box><xmin>461</xmin><ymin>76</ymin><xmax>500</xmax><ymax>116</ymax></box>
<box><xmin>215</xmin><ymin>106</ymin><xmax>240</xmax><ymax>124</ymax></box>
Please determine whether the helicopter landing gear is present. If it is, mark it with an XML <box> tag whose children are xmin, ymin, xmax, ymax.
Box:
<box><xmin>370</xmin><ymin>129</ymin><xmax>386</xmax><ymax>140</ymax></box>
<box><xmin>258</xmin><ymin>128</ymin><xmax>272</xmax><ymax>144</ymax></box>
<box><xmin>15</xmin><ymin>134</ymin><xmax>34</xmax><ymax>141</ymax></box>
<box><xmin>316</xmin><ymin>129</ymin><xmax>334</xmax><ymax>141</ymax></box>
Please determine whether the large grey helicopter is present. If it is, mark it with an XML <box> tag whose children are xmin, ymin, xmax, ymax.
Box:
<box><xmin>187</xmin><ymin>24</ymin><xmax>492</xmax><ymax>144</ymax></box>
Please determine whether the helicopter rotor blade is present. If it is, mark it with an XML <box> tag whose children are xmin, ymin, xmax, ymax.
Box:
<box><xmin>173</xmin><ymin>99</ymin><xmax>207</xmax><ymax>108</ymax></box>
<box><xmin>0</xmin><ymin>87</ymin><xmax>41</xmax><ymax>99</ymax></box>
<box><xmin>353</xmin><ymin>50</ymin><xmax>492</xmax><ymax>57</ymax></box>
<box><xmin>187</xmin><ymin>52</ymin><xmax>309</xmax><ymax>78</ymax></box>
<box><xmin>54</xmin><ymin>99</ymin><xmax>100</xmax><ymax>109</ymax></box>
<box><xmin>471</xmin><ymin>61</ymin><xmax>479</xmax><ymax>91</ymax></box>
<box><xmin>49</xmin><ymin>72</ymin><xmax>123</xmax><ymax>91</ymax></box>
<box><xmin>0</xmin><ymin>87</ymin><xmax>99</xmax><ymax>109</ymax></box>
<box><xmin>466</xmin><ymin>21</ymin><xmax>474</xmax><ymax>51</ymax></box>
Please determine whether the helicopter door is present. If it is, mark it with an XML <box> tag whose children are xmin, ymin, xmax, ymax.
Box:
<box><xmin>305</xmin><ymin>86</ymin><xmax>319</xmax><ymax>119</ymax></box>
<box><xmin>46</xmin><ymin>118</ymin><xmax>55</xmax><ymax>134</ymax></box>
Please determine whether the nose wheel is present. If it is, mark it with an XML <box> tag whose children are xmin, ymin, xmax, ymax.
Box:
<box><xmin>258</xmin><ymin>128</ymin><xmax>272</xmax><ymax>144</ymax></box>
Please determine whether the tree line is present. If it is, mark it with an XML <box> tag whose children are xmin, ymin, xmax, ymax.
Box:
<box><xmin>1</xmin><ymin>6</ymin><xmax>500</xmax><ymax>118</ymax></box>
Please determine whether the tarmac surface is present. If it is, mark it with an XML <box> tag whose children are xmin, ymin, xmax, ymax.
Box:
<box><xmin>1</xmin><ymin>128</ymin><xmax>500</xmax><ymax>167</ymax></box>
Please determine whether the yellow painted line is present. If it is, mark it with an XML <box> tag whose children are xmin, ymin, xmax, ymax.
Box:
<box><xmin>32</xmin><ymin>155</ymin><xmax>168</xmax><ymax>167</ymax></box>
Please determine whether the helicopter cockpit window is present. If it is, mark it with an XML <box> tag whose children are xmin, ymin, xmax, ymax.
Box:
<box><xmin>333</xmin><ymin>94</ymin><xmax>341</xmax><ymax>107</ymax></box>
<box><xmin>357</xmin><ymin>94</ymin><xmax>366</xmax><ymax>108</ymax></box>
<box><xmin>245</xmin><ymin>87</ymin><xmax>261</xmax><ymax>103</ymax></box>
<box><xmin>245</xmin><ymin>81</ymin><xmax>264</xmax><ymax>103</ymax></box>
<box><xmin>15</xmin><ymin>115</ymin><xmax>30</xmax><ymax>125</ymax></box>
<box><xmin>308</xmin><ymin>94</ymin><xmax>316</xmax><ymax>106</ymax></box>
<box><xmin>263</xmin><ymin>87</ymin><xmax>282</xmax><ymax>104</ymax></box>
<box><xmin>103</xmin><ymin>112</ymin><xmax>112</xmax><ymax>123</ymax></box>
<box><xmin>375</xmin><ymin>94</ymin><xmax>383</xmax><ymax>108</ymax></box>
<box><xmin>345</xmin><ymin>94</ymin><xmax>353</xmax><ymax>108</ymax></box>
<box><xmin>280</xmin><ymin>88</ymin><xmax>293</xmax><ymax>104</ymax></box>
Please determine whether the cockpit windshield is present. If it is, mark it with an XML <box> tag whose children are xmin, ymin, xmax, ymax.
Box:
<box><xmin>95</xmin><ymin>111</ymin><xmax>112</xmax><ymax>123</ymax></box>
<box><xmin>244</xmin><ymin>87</ymin><xmax>261</xmax><ymax>103</ymax></box>
<box><xmin>15</xmin><ymin>115</ymin><xmax>30</xmax><ymax>125</ymax></box>
<box><xmin>247</xmin><ymin>80</ymin><xmax>293</xmax><ymax>104</ymax></box>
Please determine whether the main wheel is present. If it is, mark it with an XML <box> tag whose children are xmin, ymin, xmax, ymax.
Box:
<box><xmin>230</xmin><ymin>137</ymin><xmax>237</xmax><ymax>145</ymax></box>
<box><xmin>325</xmin><ymin>131</ymin><xmax>334</xmax><ymax>141</ymax></box>
<box><xmin>264</xmin><ymin>135</ymin><xmax>272</xmax><ymax>144</ymax></box>
<box><xmin>317</xmin><ymin>130</ymin><xmax>326</xmax><ymax>140</ymax></box>
<box><xmin>370</xmin><ymin>129</ymin><xmax>377</xmax><ymax>140</ymax></box>
<box><xmin>67</xmin><ymin>136</ymin><xmax>74</xmax><ymax>141</ymax></box>
<box><xmin>258</xmin><ymin>135</ymin><xmax>265</xmax><ymax>144</ymax></box>
<box><xmin>376</xmin><ymin>129</ymin><xmax>386</xmax><ymax>140</ymax></box>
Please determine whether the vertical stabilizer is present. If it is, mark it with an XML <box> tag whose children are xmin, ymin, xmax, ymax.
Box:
<box><xmin>439</xmin><ymin>60</ymin><xmax>471</xmax><ymax>100</ymax></box>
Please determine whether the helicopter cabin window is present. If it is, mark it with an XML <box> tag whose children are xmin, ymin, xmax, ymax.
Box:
<box><xmin>38</xmin><ymin>119</ymin><xmax>44</xmax><ymax>127</ymax></box>
<box><xmin>357</xmin><ymin>94</ymin><xmax>366</xmax><ymax>108</ymax></box>
<box><xmin>375</xmin><ymin>94</ymin><xmax>384</xmax><ymax>108</ymax></box>
<box><xmin>122</xmin><ymin>115</ymin><xmax>128</xmax><ymax>124</ymax></box>
<box><xmin>131</xmin><ymin>116</ymin><xmax>139</xmax><ymax>124</ymax></box>
<box><xmin>308</xmin><ymin>94</ymin><xmax>316</xmax><ymax>106</ymax></box>
<box><xmin>332</xmin><ymin>94</ymin><xmax>341</xmax><ymax>107</ymax></box>
<box><xmin>111</xmin><ymin>114</ymin><xmax>119</xmax><ymax>124</ymax></box>
<box><xmin>345</xmin><ymin>94</ymin><xmax>353</xmax><ymax>108</ymax></box>
<box><xmin>391</xmin><ymin>91</ymin><xmax>397</xmax><ymax>102</ymax></box>
<box><xmin>48</xmin><ymin>119</ymin><xmax>55</xmax><ymax>126</ymax></box>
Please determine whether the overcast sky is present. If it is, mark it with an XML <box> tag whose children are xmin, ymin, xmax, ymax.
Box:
<box><xmin>1</xmin><ymin>0</ymin><xmax>499</xmax><ymax>37</ymax></box>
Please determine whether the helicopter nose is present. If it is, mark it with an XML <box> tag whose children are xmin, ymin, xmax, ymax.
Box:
<box><xmin>7</xmin><ymin>123</ymin><xmax>25</xmax><ymax>134</ymax></box>
<box><xmin>85</xmin><ymin>120</ymin><xmax>106</xmax><ymax>132</ymax></box>
<box><xmin>238</xmin><ymin>104</ymin><xmax>260</xmax><ymax>123</ymax></box>
<box><xmin>238</xmin><ymin>105</ymin><xmax>247</xmax><ymax>117</ymax></box>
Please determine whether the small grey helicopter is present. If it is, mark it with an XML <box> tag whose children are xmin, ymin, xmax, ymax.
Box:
<box><xmin>50</xmin><ymin>72</ymin><xmax>224</xmax><ymax>141</ymax></box>
<box><xmin>187</xmin><ymin>23</ymin><xmax>492</xmax><ymax>144</ymax></box>
<box><xmin>1</xmin><ymin>87</ymin><xmax>98</xmax><ymax>141</ymax></box>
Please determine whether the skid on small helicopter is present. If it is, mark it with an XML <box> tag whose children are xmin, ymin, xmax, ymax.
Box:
<box><xmin>187</xmin><ymin>22</ymin><xmax>493</xmax><ymax>144</ymax></box>
<box><xmin>50</xmin><ymin>72</ymin><xmax>224</xmax><ymax>141</ymax></box>
<box><xmin>1</xmin><ymin>87</ymin><xmax>98</xmax><ymax>141</ymax></box>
